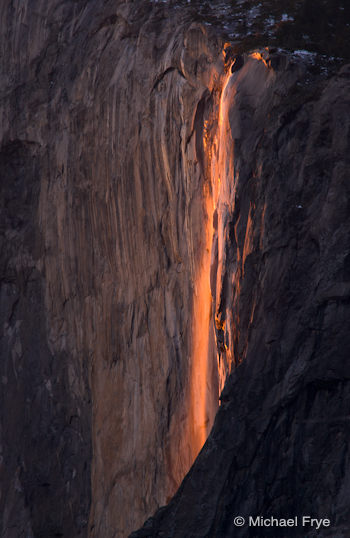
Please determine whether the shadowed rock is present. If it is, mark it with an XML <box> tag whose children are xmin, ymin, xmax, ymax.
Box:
<box><xmin>231</xmin><ymin>55</ymin><xmax>244</xmax><ymax>73</ymax></box>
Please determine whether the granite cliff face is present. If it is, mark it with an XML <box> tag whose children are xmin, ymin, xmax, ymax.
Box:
<box><xmin>1</xmin><ymin>2</ymin><xmax>224</xmax><ymax>535</ymax></box>
<box><xmin>1</xmin><ymin>1</ymin><xmax>349</xmax><ymax>538</ymax></box>
<box><xmin>132</xmin><ymin>51</ymin><xmax>350</xmax><ymax>538</ymax></box>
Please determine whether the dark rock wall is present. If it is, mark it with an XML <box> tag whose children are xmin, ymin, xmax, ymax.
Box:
<box><xmin>1</xmin><ymin>1</ymin><xmax>225</xmax><ymax>536</ymax></box>
<box><xmin>0</xmin><ymin>3</ymin><xmax>94</xmax><ymax>536</ymax></box>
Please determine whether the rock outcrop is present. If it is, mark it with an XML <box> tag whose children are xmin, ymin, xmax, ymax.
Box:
<box><xmin>1</xmin><ymin>1</ymin><xmax>349</xmax><ymax>538</ymax></box>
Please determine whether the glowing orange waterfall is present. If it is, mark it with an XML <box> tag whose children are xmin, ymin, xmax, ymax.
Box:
<box><xmin>189</xmin><ymin>183</ymin><xmax>215</xmax><ymax>457</ymax></box>
<box><xmin>212</xmin><ymin>67</ymin><xmax>237</xmax><ymax>394</ymax></box>
<box><xmin>189</xmin><ymin>61</ymin><xmax>236</xmax><ymax>458</ymax></box>
<box><xmin>168</xmin><ymin>51</ymin><xmax>270</xmax><ymax>496</ymax></box>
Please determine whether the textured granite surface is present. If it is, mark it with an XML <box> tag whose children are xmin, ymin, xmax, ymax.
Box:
<box><xmin>1</xmin><ymin>2</ymin><xmax>349</xmax><ymax>537</ymax></box>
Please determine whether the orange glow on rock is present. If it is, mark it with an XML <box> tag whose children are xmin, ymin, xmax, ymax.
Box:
<box><xmin>183</xmin><ymin>49</ymin><xmax>273</xmax><ymax>469</ymax></box>
<box><xmin>250</xmin><ymin>51</ymin><xmax>268</xmax><ymax>68</ymax></box>
<box><xmin>189</xmin><ymin>188</ymin><xmax>214</xmax><ymax>455</ymax></box>
<box><xmin>167</xmin><ymin>49</ymin><xmax>272</xmax><ymax>502</ymax></box>
<box><xmin>188</xmin><ymin>57</ymin><xmax>236</xmax><ymax>456</ymax></box>
<box><xmin>212</xmin><ymin>66</ymin><xmax>237</xmax><ymax>393</ymax></box>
